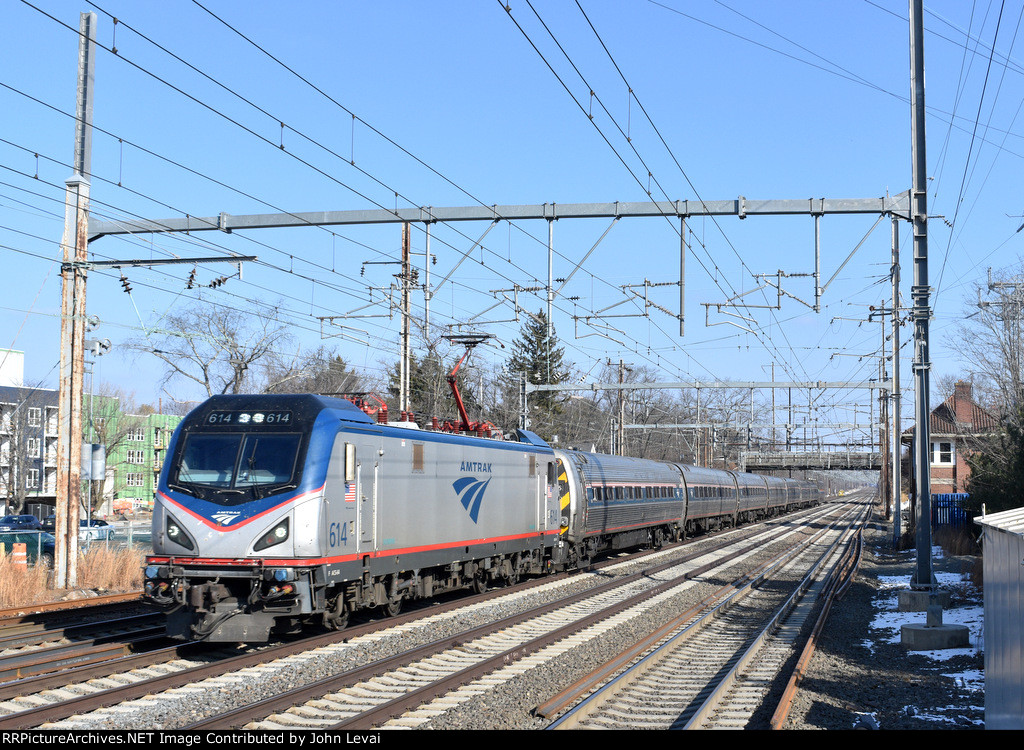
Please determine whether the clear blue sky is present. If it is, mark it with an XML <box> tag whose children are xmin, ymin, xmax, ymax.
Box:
<box><xmin>1</xmin><ymin>1</ymin><xmax>1021</xmax><ymax>436</ymax></box>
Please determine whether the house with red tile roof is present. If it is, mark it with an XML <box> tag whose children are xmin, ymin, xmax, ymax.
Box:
<box><xmin>903</xmin><ymin>380</ymin><xmax>1002</xmax><ymax>495</ymax></box>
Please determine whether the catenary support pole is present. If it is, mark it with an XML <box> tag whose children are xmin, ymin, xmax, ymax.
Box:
<box><xmin>909</xmin><ymin>0</ymin><xmax>934</xmax><ymax>589</ymax></box>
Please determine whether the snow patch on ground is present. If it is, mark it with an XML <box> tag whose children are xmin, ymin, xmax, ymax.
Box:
<box><xmin>860</xmin><ymin>549</ymin><xmax>985</xmax><ymax>728</ymax></box>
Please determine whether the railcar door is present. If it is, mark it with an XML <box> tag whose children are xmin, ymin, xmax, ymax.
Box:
<box><xmin>360</xmin><ymin>456</ymin><xmax>376</xmax><ymax>548</ymax></box>
<box><xmin>342</xmin><ymin>435</ymin><xmax>378</xmax><ymax>553</ymax></box>
<box><xmin>323</xmin><ymin>436</ymin><xmax>359</xmax><ymax>567</ymax></box>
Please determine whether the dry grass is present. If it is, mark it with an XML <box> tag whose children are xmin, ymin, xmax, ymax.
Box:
<box><xmin>933</xmin><ymin>524</ymin><xmax>982</xmax><ymax>557</ymax></box>
<box><xmin>77</xmin><ymin>545</ymin><xmax>144</xmax><ymax>592</ymax></box>
<box><xmin>933</xmin><ymin>525</ymin><xmax>984</xmax><ymax>591</ymax></box>
<box><xmin>0</xmin><ymin>546</ymin><xmax>143</xmax><ymax>609</ymax></box>
<box><xmin>0</xmin><ymin>554</ymin><xmax>51</xmax><ymax>608</ymax></box>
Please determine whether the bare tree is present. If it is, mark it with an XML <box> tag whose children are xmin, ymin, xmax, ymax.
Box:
<box><xmin>125</xmin><ymin>299</ymin><xmax>296</xmax><ymax>404</ymax></box>
<box><xmin>948</xmin><ymin>262</ymin><xmax>1024</xmax><ymax>420</ymax></box>
<box><xmin>264</xmin><ymin>346</ymin><xmax>363</xmax><ymax>396</ymax></box>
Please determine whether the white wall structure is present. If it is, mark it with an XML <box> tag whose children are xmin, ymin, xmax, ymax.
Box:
<box><xmin>0</xmin><ymin>350</ymin><xmax>24</xmax><ymax>388</ymax></box>
<box><xmin>975</xmin><ymin>506</ymin><xmax>1024</xmax><ymax>730</ymax></box>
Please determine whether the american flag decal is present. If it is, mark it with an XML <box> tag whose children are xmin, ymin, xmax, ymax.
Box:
<box><xmin>345</xmin><ymin>482</ymin><xmax>356</xmax><ymax>501</ymax></box>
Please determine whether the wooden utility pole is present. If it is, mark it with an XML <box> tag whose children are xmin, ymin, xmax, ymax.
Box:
<box><xmin>55</xmin><ymin>12</ymin><xmax>97</xmax><ymax>588</ymax></box>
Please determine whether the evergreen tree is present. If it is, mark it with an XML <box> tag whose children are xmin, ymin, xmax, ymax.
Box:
<box><xmin>505</xmin><ymin>310</ymin><xmax>570</xmax><ymax>439</ymax></box>
<box><xmin>964</xmin><ymin>405</ymin><xmax>1024</xmax><ymax>515</ymax></box>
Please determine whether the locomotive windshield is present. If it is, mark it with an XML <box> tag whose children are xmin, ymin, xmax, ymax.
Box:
<box><xmin>169</xmin><ymin>432</ymin><xmax>302</xmax><ymax>504</ymax></box>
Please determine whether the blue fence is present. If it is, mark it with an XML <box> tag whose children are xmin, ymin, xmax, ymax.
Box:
<box><xmin>931</xmin><ymin>493</ymin><xmax>971</xmax><ymax>528</ymax></box>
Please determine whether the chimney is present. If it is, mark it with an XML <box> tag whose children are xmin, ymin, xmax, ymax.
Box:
<box><xmin>953</xmin><ymin>380</ymin><xmax>973</xmax><ymax>426</ymax></box>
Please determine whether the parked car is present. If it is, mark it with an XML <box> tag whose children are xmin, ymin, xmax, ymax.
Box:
<box><xmin>79</xmin><ymin>519</ymin><xmax>115</xmax><ymax>542</ymax></box>
<box><xmin>0</xmin><ymin>515</ymin><xmax>41</xmax><ymax>531</ymax></box>
<box><xmin>41</xmin><ymin>515</ymin><xmax>55</xmax><ymax>532</ymax></box>
<box><xmin>0</xmin><ymin>530</ymin><xmax>55</xmax><ymax>567</ymax></box>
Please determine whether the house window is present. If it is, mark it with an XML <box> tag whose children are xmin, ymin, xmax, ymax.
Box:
<box><xmin>26</xmin><ymin>438</ymin><xmax>40</xmax><ymax>458</ymax></box>
<box><xmin>26</xmin><ymin>468</ymin><xmax>38</xmax><ymax>489</ymax></box>
<box><xmin>931</xmin><ymin>441</ymin><xmax>954</xmax><ymax>465</ymax></box>
<box><xmin>127</xmin><ymin>428</ymin><xmax>146</xmax><ymax>442</ymax></box>
<box><xmin>127</xmin><ymin>449</ymin><xmax>146</xmax><ymax>465</ymax></box>
<box><xmin>27</xmin><ymin>408</ymin><xmax>40</xmax><ymax>427</ymax></box>
<box><xmin>126</xmin><ymin>473</ymin><xmax>145</xmax><ymax>487</ymax></box>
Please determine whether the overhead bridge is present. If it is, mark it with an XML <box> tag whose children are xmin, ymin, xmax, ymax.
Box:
<box><xmin>739</xmin><ymin>451</ymin><xmax>882</xmax><ymax>472</ymax></box>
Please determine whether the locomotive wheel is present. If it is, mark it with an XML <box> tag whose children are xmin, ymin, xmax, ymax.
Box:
<box><xmin>324</xmin><ymin>594</ymin><xmax>349</xmax><ymax>631</ymax></box>
<box><xmin>472</xmin><ymin>572</ymin><xmax>488</xmax><ymax>594</ymax></box>
<box><xmin>385</xmin><ymin>597</ymin><xmax>403</xmax><ymax>617</ymax></box>
<box><xmin>507</xmin><ymin>557</ymin><xmax>520</xmax><ymax>586</ymax></box>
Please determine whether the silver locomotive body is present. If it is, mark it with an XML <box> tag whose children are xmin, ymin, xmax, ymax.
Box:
<box><xmin>147</xmin><ymin>394</ymin><xmax>558</xmax><ymax>642</ymax></box>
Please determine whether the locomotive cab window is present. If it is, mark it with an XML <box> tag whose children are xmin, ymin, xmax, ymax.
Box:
<box><xmin>170</xmin><ymin>432</ymin><xmax>302</xmax><ymax>503</ymax></box>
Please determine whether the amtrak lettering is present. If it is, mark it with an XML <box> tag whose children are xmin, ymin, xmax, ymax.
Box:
<box><xmin>459</xmin><ymin>461</ymin><xmax>492</xmax><ymax>473</ymax></box>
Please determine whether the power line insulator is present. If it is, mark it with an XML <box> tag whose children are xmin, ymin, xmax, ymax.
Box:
<box><xmin>120</xmin><ymin>275</ymin><xmax>132</xmax><ymax>293</ymax></box>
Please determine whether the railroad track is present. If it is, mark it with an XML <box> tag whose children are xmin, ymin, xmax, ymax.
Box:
<box><xmin>544</xmin><ymin>500</ymin><xmax>868</xmax><ymax>729</ymax></box>
<box><xmin>0</xmin><ymin>592</ymin><xmax>172</xmax><ymax>685</ymax></box>
<box><xmin>0</xmin><ymin>592</ymin><xmax>143</xmax><ymax>622</ymax></box>
<box><xmin>0</xmin><ymin>502</ymin><xmax>855</xmax><ymax>730</ymax></box>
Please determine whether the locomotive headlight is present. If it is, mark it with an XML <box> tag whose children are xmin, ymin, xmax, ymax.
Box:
<box><xmin>253</xmin><ymin>518</ymin><xmax>289</xmax><ymax>551</ymax></box>
<box><xmin>145</xmin><ymin>565</ymin><xmax>160</xmax><ymax>579</ymax></box>
<box><xmin>164</xmin><ymin>513</ymin><xmax>195</xmax><ymax>551</ymax></box>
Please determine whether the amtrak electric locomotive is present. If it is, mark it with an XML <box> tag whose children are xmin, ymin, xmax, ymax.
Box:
<box><xmin>144</xmin><ymin>394</ymin><xmax>822</xmax><ymax>642</ymax></box>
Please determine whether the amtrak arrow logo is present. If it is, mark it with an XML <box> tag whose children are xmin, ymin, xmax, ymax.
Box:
<box><xmin>211</xmin><ymin>511</ymin><xmax>241</xmax><ymax>526</ymax></box>
<box><xmin>452</xmin><ymin>476</ymin><xmax>491</xmax><ymax>523</ymax></box>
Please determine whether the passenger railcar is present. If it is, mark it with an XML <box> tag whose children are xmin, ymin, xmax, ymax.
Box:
<box><xmin>144</xmin><ymin>394</ymin><xmax>823</xmax><ymax>642</ymax></box>
<box><xmin>732</xmin><ymin>470</ymin><xmax>770</xmax><ymax>525</ymax></box>
<box><xmin>553</xmin><ymin>450</ymin><xmax>688</xmax><ymax>564</ymax></box>
<box><xmin>679</xmin><ymin>463</ymin><xmax>739</xmax><ymax>535</ymax></box>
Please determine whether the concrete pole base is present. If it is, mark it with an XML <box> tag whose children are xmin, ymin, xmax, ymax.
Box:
<box><xmin>900</xmin><ymin>600</ymin><xmax>971</xmax><ymax>650</ymax></box>
<box><xmin>900</xmin><ymin>622</ymin><xmax>970</xmax><ymax>650</ymax></box>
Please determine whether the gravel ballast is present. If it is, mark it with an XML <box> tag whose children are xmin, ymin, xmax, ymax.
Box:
<box><xmin>782</xmin><ymin>509</ymin><xmax>985</xmax><ymax>730</ymax></box>
<box><xmin>36</xmin><ymin>501</ymin><xmax>987</xmax><ymax>731</ymax></box>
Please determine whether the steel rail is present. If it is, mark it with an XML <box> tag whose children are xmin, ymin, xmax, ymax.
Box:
<box><xmin>542</xmin><ymin>501</ymin><xmax>861</xmax><ymax>729</ymax></box>
<box><xmin>682</xmin><ymin>503</ymin><xmax>868</xmax><ymax>729</ymax></box>
<box><xmin>0</xmin><ymin>592</ymin><xmax>143</xmax><ymax>621</ymax></box>
<box><xmin>769</xmin><ymin>510</ymin><xmax>868</xmax><ymax>729</ymax></box>
<box><xmin>190</xmin><ymin>509</ymin><xmax>831</xmax><ymax>730</ymax></box>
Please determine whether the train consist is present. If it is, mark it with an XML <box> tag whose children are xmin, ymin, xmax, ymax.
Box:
<box><xmin>144</xmin><ymin>394</ymin><xmax>824</xmax><ymax>642</ymax></box>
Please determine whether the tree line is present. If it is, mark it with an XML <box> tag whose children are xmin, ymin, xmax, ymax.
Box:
<box><xmin>125</xmin><ymin>300</ymin><xmax>779</xmax><ymax>466</ymax></box>
<box><xmin>946</xmin><ymin>260</ymin><xmax>1024</xmax><ymax>514</ymax></box>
